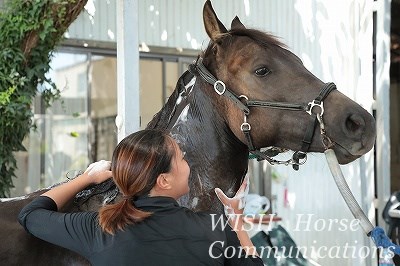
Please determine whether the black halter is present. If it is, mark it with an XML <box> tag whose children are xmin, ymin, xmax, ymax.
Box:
<box><xmin>189</xmin><ymin>57</ymin><xmax>336</xmax><ymax>170</ymax></box>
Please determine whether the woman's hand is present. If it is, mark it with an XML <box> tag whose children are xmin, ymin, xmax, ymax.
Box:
<box><xmin>42</xmin><ymin>160</ymin><xmax>112</xmax><ymax>209</ymax></box>
<box><xmin>83</xmin><ymin>160</ymin><xmax>113</xmax><ymax>185</ymax></box>
<box><xmin>214</xmin><ymin>174</ymin><xmax>249</xmax><ymax>230</ymax></box>
<box><xmin>215</xmin><ymin>175</ymin><xmax>260</xmax><ymax>258</ymax></box>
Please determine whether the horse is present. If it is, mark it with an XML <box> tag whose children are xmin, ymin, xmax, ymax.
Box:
<box><xmin>0</xmin><ymin>1</ymin><xmax>376</xmax><ymax>265</ymax></box>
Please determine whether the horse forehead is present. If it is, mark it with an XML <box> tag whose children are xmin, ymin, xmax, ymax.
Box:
<box><xmin>226</xmin><ymin>55</ymin><xmax>248</xmax><ymax>75</ymax></box>
<box><xmin>224</xmin><ymin>39</ymin><xmax>290</xmax><ymax>70</ymax></box>
<box><xmin>225</xmin><ymin>43</ymin><xmax>262</xmax><ymax>73</ymax></box>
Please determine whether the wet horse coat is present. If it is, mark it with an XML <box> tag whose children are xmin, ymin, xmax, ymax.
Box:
<box><xmin>0</xmin><ymin>1</ymin><xmax>376</xmax><ymax>264</ymax></box>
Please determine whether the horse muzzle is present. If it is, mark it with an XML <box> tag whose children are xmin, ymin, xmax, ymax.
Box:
<box><xmin>331</xmin><ymin>109</ymin><xmax>376</xmax><ymax>164</ymax></box>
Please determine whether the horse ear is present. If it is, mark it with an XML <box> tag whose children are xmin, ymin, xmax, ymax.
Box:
<box><xmin>231</xmin><ymin>16</ymin><xmax>246</xmax><ymax>30</ymax></box>
<box><xmin>203</xmin><ymin>0</ymin><xmax>228</xmax><ymax>42</ymax></box>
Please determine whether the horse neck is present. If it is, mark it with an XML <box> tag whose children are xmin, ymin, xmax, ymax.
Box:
<box><xmin>170</xmin><ymin>78</ymin><xmax>249</xmax><ymax>211</ymax></box>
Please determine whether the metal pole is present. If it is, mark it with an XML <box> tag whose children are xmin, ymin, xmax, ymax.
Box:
<box><xmin>375</xmin><ymin>0</ymin><xmax>391</xmax><ymax>228</ymax></box>
<box><xmin>116</xmin><ymin>0</ymin><xmax>140</xmax><ymax>142</ymax></box>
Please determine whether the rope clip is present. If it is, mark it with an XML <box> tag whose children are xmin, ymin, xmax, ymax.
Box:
<box><xmin>307</xmin><ymin>100</ymin><xmax>324</xmax><ymax>116</ymax></box>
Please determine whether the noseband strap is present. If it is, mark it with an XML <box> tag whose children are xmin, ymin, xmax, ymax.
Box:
<box><xmin>189</xmin><ymin>58</ymin><xmax>336</xmax><ymax>170</ymax></box>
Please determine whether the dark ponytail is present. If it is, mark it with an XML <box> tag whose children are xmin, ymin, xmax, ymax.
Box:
<box><xmin>99</xmin><ymin>198</ymin><xmax>151</xmax><ymax>235</ymax></box>
<box><xmin>99</xmin><ymin>129</ymin><xmax>174</xmax><ymax>234</ymax></box>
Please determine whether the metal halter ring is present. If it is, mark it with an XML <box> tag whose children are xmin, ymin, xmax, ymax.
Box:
<box><xmin>306</xmin><ymin>100</ymin><xmax>324</xmax><ymax>116</ymax></box>
<box><xmin>238</xmin><ymin>95</ymin><xmax>249</xmax><ymax>101</ymax></box>
<box><xmin>241</xmin><ymin>122</ymin><xmax>251</xmax><ymax>131</ymax></box>
<box><xmin>214</xmin><ymin>80</ymin><xmax>226</xmax><ymax>95</ymax></box>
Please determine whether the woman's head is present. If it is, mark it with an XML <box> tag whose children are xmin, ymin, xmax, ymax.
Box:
<box><xmin>99</xmin><ymin>129</ymin><xmax>190</xmax><ymax>234</ymax></box>
<box><xmin>112</xmin><ymin>129</ymin><xmax>176</xmax><ymax>198</ymax></box>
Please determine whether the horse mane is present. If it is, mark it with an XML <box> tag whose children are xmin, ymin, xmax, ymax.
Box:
<box><xmin>202</xmin><ymin>28</ymin><xmax>287</xmax><ymax>70</ymax></box>
<box><xmin>146</xmin><ymin>70</ymin><xmax>194</xmax><ymax>130</ymax></box>
<box><xmin>229</xmin><ymin>28</ymin><xmax>287</xmax><ymax>49</ymax></box>
<box><xmin>146</xmin><ymin>85</ymin><xmax>179</xmax><ymax>129</ymax></box>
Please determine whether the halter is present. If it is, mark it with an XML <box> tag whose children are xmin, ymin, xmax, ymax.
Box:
<box><xmin>189</xmin><ymin>57</ymin><xmax>336</xmax><ymax>170</ymax></box>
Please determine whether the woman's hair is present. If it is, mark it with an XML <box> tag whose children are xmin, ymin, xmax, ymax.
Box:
<box><xmin>99</xmin><ymin>129</ymin><xmax>175</xmax><ymax>234</ymax></box>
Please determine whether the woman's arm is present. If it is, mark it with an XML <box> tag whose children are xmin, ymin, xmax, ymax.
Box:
<box><xmin>41</xmin><ymin>160</ymin><xmax>112</xmax><ymax>209</ymax></box>
<box><xmin>215</xmin><ymin>175</ymin><xmax>259</xmax><ymax>257</ymax></box>
<box><xmin>18</xmin><ymin>160</ymin><xmax>113</xmax><ymax>258</ymax></box>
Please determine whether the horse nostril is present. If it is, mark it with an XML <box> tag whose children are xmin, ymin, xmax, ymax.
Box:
<box><xmin>345</xmin><ymin>113</ymin><xmax>366</xmax><ymax>136</ymax></box>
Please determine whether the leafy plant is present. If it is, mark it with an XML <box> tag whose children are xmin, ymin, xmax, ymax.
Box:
<box><xmin>0</xmin><ymin>0</ymin><xmax>88</xmax><ymax>197</ymax></box>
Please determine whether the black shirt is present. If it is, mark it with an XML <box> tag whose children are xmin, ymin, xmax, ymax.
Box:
<box><xmin>18</xmin><ymin>196</ymin><xmax>264</xmax><ymax>266</ymax></box>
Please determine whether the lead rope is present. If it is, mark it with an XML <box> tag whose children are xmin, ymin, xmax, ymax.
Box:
<box><xmin>319</xmin><ymin>113</ymin><xmax>399</xmax><ymax>264</ymax></box>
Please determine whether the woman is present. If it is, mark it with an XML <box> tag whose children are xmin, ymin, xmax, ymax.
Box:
<box><xmin>18</xmin><ymin>129</ymin><xmax>263</xmax><ymax>265</ymax></box>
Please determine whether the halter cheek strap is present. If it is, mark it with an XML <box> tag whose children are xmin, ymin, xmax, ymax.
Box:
<box><xmin>190</xmin><ymin>57</ymin><xmax>336</xmax><ymax>170</ymax></box>
<box><xmin>189</xmin><ymin>60</ymin><xmax>250</xmax><ymax>115</ymax></box>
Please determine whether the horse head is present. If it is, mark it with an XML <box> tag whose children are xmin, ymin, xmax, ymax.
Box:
<box><xmin>201</xmin><ymin>0</ymin><xmax>376</xmax><ymax>166</ymax></box>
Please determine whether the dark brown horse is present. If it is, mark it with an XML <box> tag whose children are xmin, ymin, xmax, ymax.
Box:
<box><xmin>0</xmin><ymin>1</ymin><xmax>376</xmax><ymax>265</ymax></box>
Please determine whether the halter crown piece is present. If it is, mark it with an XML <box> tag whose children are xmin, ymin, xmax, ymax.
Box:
<box><xmin>189</xmin><ymin>57</ymin><xmax>336</xmax><ymax>170</ymax></box>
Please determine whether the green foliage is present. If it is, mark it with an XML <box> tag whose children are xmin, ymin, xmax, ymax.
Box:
<box><xmin>0</xmin><ymin>0</ymin><xmax>86</xmax><ymax>197</ymax></box>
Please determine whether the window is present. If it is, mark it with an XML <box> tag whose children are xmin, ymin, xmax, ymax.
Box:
<box><xmin>11</xmin><ymin>50</ymin><xmax>195</xmax><ymax>196</ymax></box>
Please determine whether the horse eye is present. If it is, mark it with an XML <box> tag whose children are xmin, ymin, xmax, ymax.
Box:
<box><xmin>255</xmin><ymin>67</ymin><xmax>270</xmax><ymax>77</ymax></box>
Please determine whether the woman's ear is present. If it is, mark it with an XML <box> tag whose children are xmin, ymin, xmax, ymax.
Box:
<box><xmin>155</xmin><ymin>174</ymin><xmax>172</xmax><ymax>190</ymax></box>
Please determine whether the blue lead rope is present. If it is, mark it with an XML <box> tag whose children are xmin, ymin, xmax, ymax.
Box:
<box><xmin>371</xmin><ymin>227</ymin><xmax>400</xmax><ymax>254</ymax></box>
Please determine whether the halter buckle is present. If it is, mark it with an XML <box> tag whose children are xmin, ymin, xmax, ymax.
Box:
<box><xmin>306</xmin><ymin>100</ymin><xmax>324</xmax><ymax>116</ymax></box>
<box><xmin>214</xmin><ymin>80</ymin><xmax>226</xmax><ymax>95</ymax></box>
